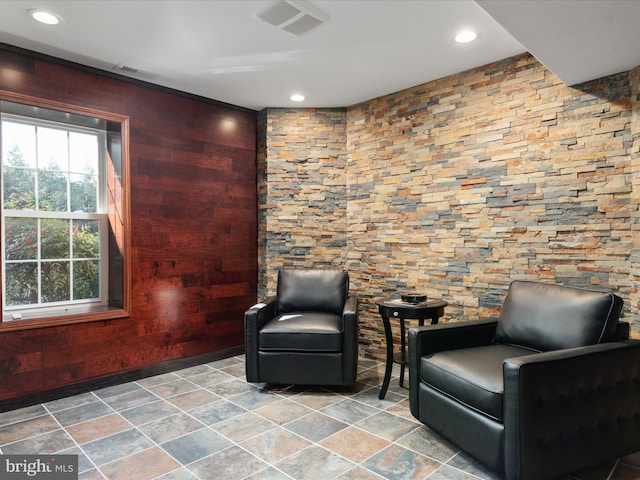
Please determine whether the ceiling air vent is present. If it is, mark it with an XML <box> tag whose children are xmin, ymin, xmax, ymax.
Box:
<box><xmin>256</xmin><ymin>0</ymin><xmax>328</xmax><ymax>36</ymax></box>
<box><xmin>114</xmin><ymin>63</ymin><xmax>139</xmax><ymax>74</ymax></box>
<box><xmin>113</xmin><ymin>63</ymin><xmax>155</xmax><ymax>81</ymax></box>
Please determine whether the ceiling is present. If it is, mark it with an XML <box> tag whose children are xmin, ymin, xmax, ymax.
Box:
<box><xmin>0</xmin><ymin>0</ymin><xmax>639</xmax><ymax>112</ymax></box>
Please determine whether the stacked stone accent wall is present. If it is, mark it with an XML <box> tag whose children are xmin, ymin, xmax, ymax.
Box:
<box><xmin>260</xmin><ymin>53</ymin><xmax>639</xmax><ymax>359</ymax></box>
<box><xmin>631</xmin><ymin>65</ymin><xmax>640</xmax><ymax>334</ymax></box>
<box><xmin>256</xmin><ymin>108</ymin><xmax>348</xmax><ymax>299</ymax></box>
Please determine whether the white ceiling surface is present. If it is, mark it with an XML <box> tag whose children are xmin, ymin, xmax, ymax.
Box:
<box><xmin>0</xmin><ymin>1</ymin><xmax>638</xmax><ymax>112</ymax></box>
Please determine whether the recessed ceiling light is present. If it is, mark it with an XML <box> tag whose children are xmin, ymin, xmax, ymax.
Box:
<box><xmin>290</xmin><ymin>94</ymin><xmax>306</xmax><ymax>102</ymax></box>
<box><xmin>28</xmin><ymin>9</ymin><xmax>62</xmax><ymax>25</ymax></box>
<box><xmin>455</xmin><ymin>30</ymin><xmax>477</xmax><ymax>44</ymax></box>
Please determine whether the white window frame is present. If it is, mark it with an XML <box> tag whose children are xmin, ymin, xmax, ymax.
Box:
<box><xmin>1</xmin><ymin>114</ymin><xmax>109</xmax><ymax>319</ymax></box>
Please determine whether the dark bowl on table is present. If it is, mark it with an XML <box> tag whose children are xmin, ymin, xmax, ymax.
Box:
<box><xmin>401</xmin><ymin>294</ymin><xmax>427</xmax><ymax>304</ymax></box>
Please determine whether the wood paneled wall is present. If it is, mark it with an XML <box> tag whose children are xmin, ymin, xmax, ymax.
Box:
<box><xmin>0</xmin><ymin>46</ymin><xmax>257</xmax><ymax>400</ymax></box>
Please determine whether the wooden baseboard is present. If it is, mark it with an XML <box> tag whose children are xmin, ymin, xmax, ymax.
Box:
<box><xmin>0</xmin><ymin>345</ymin><xmax>245</xmax><ymax>413</ymax></box>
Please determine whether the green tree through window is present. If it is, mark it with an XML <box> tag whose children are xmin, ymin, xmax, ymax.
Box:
<box><xmin>2</xmin><ymin>116</ymin><xmax>106</xmax><ymax>314</ymax></box>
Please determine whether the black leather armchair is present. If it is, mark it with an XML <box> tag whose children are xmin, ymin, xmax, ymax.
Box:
<box><xmin>409</xmin><ymin>280</ymin><xmax>640</xmax><ymax>480</ymax></box>
<box><xmin>245</xmin><ymin>268</ymin><xmax>358</xmax><ymax>387</ymax></box>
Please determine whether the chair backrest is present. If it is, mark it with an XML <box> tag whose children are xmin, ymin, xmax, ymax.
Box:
<box><xmin>494</xmin><ymin>280</ymin><xmax>623</xmax><ymax>351</ymax></box>
<box><xmin>276</xmin><ymin>268</ymin><xmax>349</xmax><ymax>316</ymax></box>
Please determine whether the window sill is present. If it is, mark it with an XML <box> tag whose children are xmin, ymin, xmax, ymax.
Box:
<box><xmin>0</xmin><ymin>305</ymin><xmax>130</xmax><ymax>331</ymax></box>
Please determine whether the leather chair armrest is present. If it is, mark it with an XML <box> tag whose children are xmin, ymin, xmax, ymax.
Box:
<box><xmin>244</xmin><ymin>296</ymin><xmax>276</xmax><ymax>382</ymax></box>
<box><xmin>342</xmin><ymin>294</ymin><xmax>359</xmax><ymax>386</ymax></box>
<box><xmin>245</xmin><ymin>296</ymin><xmax>277</xmax><ymax>329</ymax></box>
<box><xmin>343</xmin><ymin>294</ymin><xmax>358</xmax><ymax>321</ymax></box>
<box><xmin>616</xmin><ymin>321</ymin><xmax>630</xmax><ymax>340</ymax></box>
<box><xmin>409</xmin><ymin>318</ymin><xmax>498</xmax><ymax>359</ymax></box>
<box><xmin>409</xmin><ymin>319</ymin><xmax>497</xmax><ymax>418</ymax></box>
<box><xmin>503</xmin><ymin>339</ymin><xmax>640</xmax><ymax>480</ymax></box>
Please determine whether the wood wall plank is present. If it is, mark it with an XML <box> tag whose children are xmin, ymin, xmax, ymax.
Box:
<box><xmin>0</xmin><ymin>47</ymin><xmax>257</xmax><ymax>400</ymax></box>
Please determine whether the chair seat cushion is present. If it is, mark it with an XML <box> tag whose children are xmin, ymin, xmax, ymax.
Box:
<box><xmin>420</xmin><ymin>344</ymin><xmax>535</xmax><ymax>422</ymax></box>
<box><xmin>259</xmin><ymin>312</ymin><xmax>343</xmax><ymax>352</ymax></box>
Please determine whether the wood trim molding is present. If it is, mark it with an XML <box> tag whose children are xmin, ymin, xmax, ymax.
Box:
<box><xmin>0</xmin><ymin>90</ymin><xmax>132</xmax><ymax>331</ymax></box>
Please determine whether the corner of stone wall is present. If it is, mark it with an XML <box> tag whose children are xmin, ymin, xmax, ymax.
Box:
<box><xmin>629</xmin><ymin>66</ymin><xmax>640</xmax><ymax>336</ymax></box>
<box><xmin>256</xmin><ymin>107</ymin><xmax>349</xmax><ymax>299</ymax></box>
<box><xmin>256</xmin><ymin>108</ymin><xmax>269</xmax><ymax>300</ymax></box>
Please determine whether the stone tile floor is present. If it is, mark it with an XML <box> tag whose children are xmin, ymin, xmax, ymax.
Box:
<box><xmin>1</xmin><ymin>355</ymin><xmax>639</xmax><ymax>480</ymax></box>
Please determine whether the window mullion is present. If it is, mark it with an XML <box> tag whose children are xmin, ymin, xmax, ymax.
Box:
<box><xmin>69</xmin><ymin>219</ymin><xmax>73</xmax><ymax>302</ymax></box>
<box><xmin>34</xmin><ymin>126</ymin><xmax>40</xmax><ymax>214</ymax></box>
<box><xmin>37</xmin><ymin>217</ymin><xmax>42</xmax><ymax>307</ymax></box>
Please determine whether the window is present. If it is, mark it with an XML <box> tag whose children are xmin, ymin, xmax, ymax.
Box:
<box><xmin>0</xmin><ymin>94</ymin><xmax>130</xmax><ymax>330</ymax></box>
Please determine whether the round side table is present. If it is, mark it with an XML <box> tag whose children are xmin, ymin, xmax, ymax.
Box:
<box><xmin>376</xmin><ymin>297</ymin><xmax>447</xmax><ymax>399</ymax></box>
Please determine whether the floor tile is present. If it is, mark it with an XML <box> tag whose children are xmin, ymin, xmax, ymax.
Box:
<box><xmin>426</xmin><ymin>464</ymin><xmax>482</xmax><ymax>479</ymax></box>
<box><xmin>358</xmin><ymin>370</ymin><xmax>386</xmax><ymax>388</ymax></box>
<box><xmin>0</xmin><ymin>414</ymin><xmax>61</xmax><ymax>445</ymax></box>
<box><xmin>180</xmin><ymin>370</ymin><xmax>236</xmax><ymax>389</ymax></box>
<box><xmin>188</xmin><ymin>445</ymin><xmax>268</xmax><ymax>480</ymax></box>
<box><xmin>320</xmin><ymin>398</ymin><xmax>380</xmax><ymax>424</ymax></box>
<box><xmin>51</xmin><ymin>400</ymin><xmax>114</xmax><ymax>427</ymax></box>
<box><xmin>174</xmin><ymin>364</ymin><xmax>216</xmax><ymax>377</ymax></box>
<box><xmin>136</xmin><ymin>372</ymin><xmax>181</xmax><ymax>388</ymax></box>
<box><xmin>137</xmin><ymin>412</ymin><xmax>205</xmax><ymax>444</ymax></box>
<box><xmin>227</xmin><ymin>386</ymin><xmax>283</xmax><ymax>410</ymax></box>
<box><xmin>160</xmin><ymin>427</ymin><xmax>233</xmax><ymax>465</ymax></box>
<box><xmin>240</xmin><ymin>426</ymin><xmax>312</xmax><ymax>463</ymax></box>
<box><xmin>244</xmin><ymin>466</ymin><xmax>293</xmax><ymax>480</ymax></box>
<box><xmin>319</xmin><ymin>425</ymin><xmax>391</xmax><ymax>463</ymax></box>
<box><xmin>3</xmin><ymin>355</ymin><xmax>638</xmax><ymax>480</ymax></box>
<box><xmin>2</xmin><ymin>428</ymin><xmax>76</xmax><ymax>454</ymax></box>
<box><xmin>385</xmin><ymin>382</ymin><xmax>411</xmax><ymax>398</ymax></box>
<box><xmin>621</xmin><ymin>451</ymin><xmax>640</xmax><ymax>467</ymax></box>
<box><xmin>275</xmin><ymin>445</ymin><xmax>355</xmax><ymax>480</ymax></box>
<box><xmin>98</xmin><ymin>446</ymin><xmax>181</xmax><ymax>480</ymax></box>
<box><xmin>205</xmin><ymin>377</ymin><xmax>258</xmax><ymax>398</ymax></box>
<box><xmin>445</xmin><ymin>453</ymin><xmax>502</xmax><ymax>480</ymax></box>
<box><xmin>187</xmin><ymin>399</ymin><xmax>247</xmax><ymax>425</ymax></box>
<box><xmin>336</xmin><ymin>465</ymin><xmax>386</xmax><ymax>479</ymax></box>
<box><xmin>65</xmin><ymin>413</ymin><xmax>132</xmax><ymax>445</ymax></box>
<box><xmin>396</xmin><ymin>426</ymin><xmax>459</xmax><ymax>463</ymax></box>
<box><xmin>213</xmin><ymin>411</ymin><xmax>276</xmax><ymax>443</ymax></box>
<box><xmin>289</xmin><ymin>390</ymin><xmax>346</xmax><ymax>410</ymax></box>
<box><xmin>45</xmin><ymin>392</ymin><xmax>99</xmax><ymax>412</ymax></box>
<box><xmin>350</xmin><ymin>387</ymin><xmax>406</xmax><ymax>410</ymax></box>
<box><xmin>119</xmin><ymin>399</ymin><xmax>181</xmax><ymax>426</ymax></box>
<box><xmin>82</xmin><ymin>428</ymin><xmax>155</xmax><ymax>466</ymax></box>
<box><xmin>568</xmin><ymin>460</ymin><xmax>617</xmax><ymax>480</ymax></box>
<box><xmin>356</xmin><ymin>410</ymin><xmax>419</xmax><ymax>442</ymax></box>
<box><xmin>284</xmin><ymin>411</ymin><xmax>349</xmax><ymax>443</ymax></box>
<box><xmin>146</xmin><ymin>379</ymin><xmax>199</xmax><ymax>398</ymax></box>
<box><xmin>386</xmin><ymin>398</ymin><xmax>419</xmax><ymax>422</ymax></box>
<box><xmin>58</xmin><ymin>445</ymin><xmax>94</xmax><ymax>474</ymax></box>
<box><xmin>80</xmin><ymin>469</ymin><xmax>109</xmax><ymax>480</ymax></box>
<box><xmin>218</xmin><ymin>363</ymin><xmax>246</xmax><ymax>378</ymax></box>
<box><xmin>207</xmin><ymin>356</ymin><xmax>244</xmax><ymax>369</ymax></box>
<box><xmin>0</xmin><ymin>404</ymin><xmax>47</xmax><ymax>427</ymax></box>
<box><xmin>363</xmin><ymin>444</ymin><xmax>441</xmax><ymax>480</ymax></box>
<box><xmin>94</xmin><ymin>382</ymin><xmax>143</xmax><ymax>400</ymax></box>
<box><xmin>165</xmin><ymin>388</ymin><xmax>221</xmax><ymax>410</ymax></box>
<box><xmin>154</xmin><ymin>467</ymin><xmax>198</xmax><ymax>480</ymax></box>
<box><xmin>359</xmin><ymin>357</ymin><xmax>382</xmax><ymax>370</ymax></box>
<box><xmin>609</xmin><ymin>462</ymin><xmax>640</xmax><ymax>480</ymax></box>
<box><xmin>254</xmin><ymin>398</ymin><xmax>313</xmax><ymax>425</ymax></box>
<box><xmin>102</xmin><ymin>389</ymin><xmax>160</xmax><ymax>411</ymax></box>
